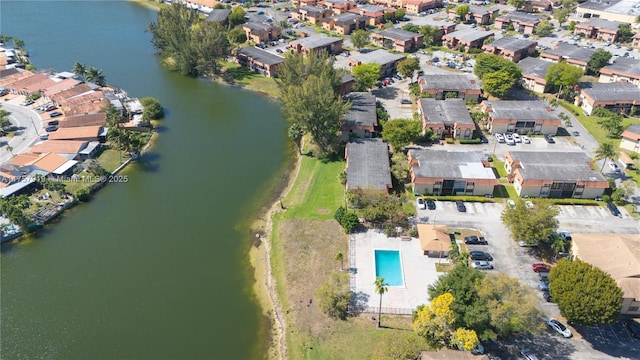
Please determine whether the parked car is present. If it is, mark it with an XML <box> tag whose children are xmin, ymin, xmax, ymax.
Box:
<box><xmin>624</xmin><ymin>320</ymin><xmax>640</xmax><ymax>339</ymax></box>
<box><xmin>464</xmin><ymin>235</ymin><xmax>487</xmax><ymax>245</ymax></box>
<box><xmin>525</xmin><ymin>200</ymin><xmax>534</xmax><ymax>209</ymax></box>
<box><xmin>607</xmin><ymin>201</ymin><xmax>622</xmax><ymax>218</ymax></box>
<box><xmin>544</xmin><ymin>134</ymin><xmax>555</xmax><ymax>143</ymax></box>
<box><xmin>49</xmin><ymin>111</ymin><xmax>63</xmax><ymax>117</ymax></box>
<box><xmin>47</xmin><ymin>120</ymin><xmax>59</xmax><ymax>126</ymax></box>
<box><xmin>45</xmin><ymin>125</ymin><xmax>59</xmax><ymax>132</ymax></box>
<box><xmin>505</xmin><ymin>134</ymin><xmax>515</xmax><ymax>145</ymax></box>
<box><xmin>542</xmin><ymin>290</ymin><xmax>552</xmax><ymax>302</ymax></box>
<box><xmin>547</xmin><ymin>318</ymin><xmax>572</xmax><ymax>338</ymax></box>
<box><xmin>456</xmin><ymin>201</ymin><xmax>466</xmax><ymax>212</ymax></box>
<box><xmin>559</xmin><ymin>231</ymin><xmax>572</xmax><ymax>241</ymax></box>
<box><xmin>484</xmin><ymin>154</ymin><xmax>493</xmax><ymax>162</ymax></box>
<box><xmin>469</xmin><ymin>251</ymin><xmax>493</xmax><ymax>261</ymax></box>
<box><xmin>471</xmin><ymin>343</ymin><xmax>484</xmax><ymax>355</ymax></box>
<box><xmin>538</xmin><ymin>280</ymin><xmax>549</xmax><ymax>291</ymax></box>
<box><xmin>276</xmin><ymin>49</ymin><xmax>283</xmax><ymax>53</ymax></box>
<box><xmin>431</xmin><ymin>57</ymin><xmax>439</xmax><ymax>63</ymax></box>
<box><xmin>21</xmin><ymin>99</ymin><xmax>35</xmax><ymax>106</ymax></box>
<box><xmin>495</xmin><ymin>133</ymin><xmax>505</xmax><ymax>143</ymax></box>
<box><xmin>532</xmin><ymin>263</ymin><xmax>551</xmax><ymax>273</ymax></box>
<box><xmin>512</xmin><ymin>133</ymin><xmax>521</xmax><ymax>143</ymax></box>
<box><xmin>44</xmin><ymin>104</ymin><xmax>57</xmax><ymax>111</ymax></box>
<box><xmin>0</xmin><ymin>88</ymin><xmax>9</xmax><ymax>96</ymax></box>
<box><xmin>417</xmin><ymin>197</ymin><xmax>426</xmax><ymax>210</ymax></box>
<box><xmin>471</xmin><ymin>261</ymin><xmax>493</xmax><ymax>270</ymax></box>
<box><xmin>521</xmin><ymin>135</ymin><xmax>531</xmax><ymax>144</ymax></box>
<box><xmin>39</xmin><ymin>133</ymin><xmax>49</xmax><ymax>140</ymax></box>
<box><xmin>519</xmin><ymin>240</ymin><xmax>538</xmax><ymax>247</ymax></box>
<box><xmin>609</xmin><ymin>162</ymin><xmax>621</xmax><ymax>173</ymax></box>
<box><xmin>520</xmin><ymin>348</ymin><xmax>539</xmax><ymax>360</ymax></box>
<box><xmin>426</xmin><ymin>199</ymin><xmax>436</xmax><ymax>210</ymax></box>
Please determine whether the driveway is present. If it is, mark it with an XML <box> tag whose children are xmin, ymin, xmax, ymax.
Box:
<box><xmin>1</xmin><ymin>97</ymin><xmax>43</xmax><ymax>164</ymax></box>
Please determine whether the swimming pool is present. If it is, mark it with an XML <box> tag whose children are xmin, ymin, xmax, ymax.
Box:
<box><xmin>374</xmin><ymin>250</ymin><xmax>404</xmax><ymax>287</ymax></box>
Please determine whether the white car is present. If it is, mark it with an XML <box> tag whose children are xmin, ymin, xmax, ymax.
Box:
<box><xmin>507</xmin><ymin>200</ymin><xmax>516</xmax><ymax>208</ymax></box>
<box><xmin>471</xmin><ymin>343</ymin><xmax>484</xmax><ymax>355</ymax></box>
<box><xmin>521</xmin><ymin>135</ymin><xmax>531</xmax><ymax>144</ymax></box>
<box><xmin>519</xmin><ymin>240</ymin><xmax>538</xmax><ymax>247</ymax></box>
<box><xmin>525</xmin><ymin>200</ymin><xmax>534</xmax><ymax>209</ymax></box>
<box><xmin>495</xmin><ymin>133</ymin><xmax>505</xmax><ymax>143</ymax></box>
<box><xmin>417</xmin><ymin>197</ymin><xmax>426</xmax><ymax>210</ymax></box>
<box><xmin>547</xmin><ymin>318</ymin><xmax>572</xmax><ymax>338</ymax></box>
<box><xmin>513</xmin><ymin>133</ymin><xmax>521</xmax><ymax>143</ymax></box>
<box><xmin>505</xmin><ymin>134</ymin><xmax>515</xmax><ymax>145</ymax></box>
<box><xmin>609</xmin><ymin>162</ymin><xmax>621</xmax><ymax>173</ymax></box>
<box><xmin>471</xmin><ymin>261</ymin><xmax>493</xmax><ymax>270</ymax></box>
<box><xmin>559</xmin><ymin>231</ymin><xmax>571</xmax><ymax>241</ymax></box>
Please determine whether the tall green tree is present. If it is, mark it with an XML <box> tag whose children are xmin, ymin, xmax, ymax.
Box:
<box><xmin>227</xmin><ymin>27</ymin><xmax>247</xmax><ymax>51</ymax></box>
<box><xmin>587</xmin><ymin>49</ymin><xmax>612</xmax><ymax>75</ymax></box>
<box><xmin>508</xmin><ymin>0</ymin><xmax>526</xmax><ymax>9</ymax></box>
<box><xmin>140</xmin><ymin>97</ymin><xmax>164</xmax><ymax>122</ymax></box>
<box><xmin>352</xmin><ymin>62</ymin><xmax>382</xmax><ymax>91</ymax></box>
<box><xmin>549</xmin><ymin>259</ymin><xmax>623</xmax><ymax>326</ymax></box>
<box><xmin>545</xmin><ymin>61</ymin><xmax>583</xmax><ymax>97</ymax></box>
<box><xmin>535</xmin><ymin>19</ymin><xmax>554</xmax><ymax>36</ymax></box>
<box><xmin>595</xmin><ymin>142</ymin><xmax>617</xmax><ymax>173</ymax></box>
<box><xmin>397</xmin><ymin>57</ymin><xmax>420</xmax><ymax>80</ymax></box>
<box><xmin>374</xmin><ymin>277</ymin><xmax>388</xmax><ymax>328</ymax></box>
<box><xmin>72</xmin><ymin>62</ymin><xmax>87</xmax><ymax>81</ymax></box>
<box><xmin>501</xmin><ymin>198</ymin><xmax>559</xmax><ymax>246</ymax></box>
<box><xmin>335</xmin><ymin>251</ymin><xmax>344</xmax><ymax>271</ymax></box>
<box><xmin>419</xmin><ymin>25</ymin><xmax>440</xmax><ymax>47</ymax></box>
<box><xmin>381</xmin><ymin>118</ymin><xmax>422</xmax><ymax>151</ymax></box>
<box><xmin>228</xmin><ymin>6</ymin><xmax>247</xmax><ymax>27</ymax></box>
<box><xmin>618</xmin><ymin>23</ymin><xmax>633</xmax><ymax>43</ymax></box>
<box><xmin>315</xmin><ymin>273</ymin><xmax>354</xmax><ymax>320</ymax></box>
<box><xmin>395</xmin><ymin>9</ymin><xmax>406</xmax><ymax>19</ymax></box>
<box><xmin>593</xmin><ymin>108</ymin><xmax>624</xmax><ymax>138</ymax></box>
<box><xmin>554</xmin><ymin>8</ymin><xmax>571</xmax><ymax>28</ymax></box>
<box><xmin>287</xmin><ymin>123</ymin><xmax>304</xmax><ymax>155</ymax></box>
<box><xmin>455</xmin><ymin>4</ymin><xmax>470</xmax><ymax>20</ymax></box>
<box><xmin>474</xmin><ymin>53</ymin><xmax>521</xmax><ymax>87</ymax></box>
<box><xmin>351</xmin><ymin>29</ymin><xmax>370</xmax><ymax>50</ymax></box>
<box><xmin>482</xmin><ymin>70</ymin><xmax>515</xmax><ymax>98</ymax></box>
<box><xmin>402</xmin><ymin>23</ymin><xmax>420</xmax><ymax>33</ymax></box>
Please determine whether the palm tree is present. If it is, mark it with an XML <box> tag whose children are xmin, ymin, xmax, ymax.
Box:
<box><xmin>72</xmin><ymin>62</ymin><xmax>87</xmax><ymax>81</ymax></box>
<box><xmin>287</xmin><ymin>124</ymin><xmax>304</xmax><ymax>155</ymax></box>
<box><xmin>86</xmin><ymin>67</ymin><xmax>106</xmax><ymax>87</ymax></box>
<box><xmin>374</xmin><ymin>277</ymin><xmax>388</xmax><ymax>328</ymax></box>
<box><xmin>595</xmin><ymin>142</ymin><xmax>616</xmax><ymax>174</ymax></box>
<box><xmin>551</xmin><ymin>236</ymin><xmax>567</xmax><ymax>258</ymax></box>
<box><xmin>335</xmin><ymin>251</ymin><xmax>344</xmax><ymax>271</ymax></box>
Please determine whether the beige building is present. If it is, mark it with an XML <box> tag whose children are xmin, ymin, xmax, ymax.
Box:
<box><xmin>575</xmin><ymin>82</ymin><xmax>640</xmax><ymax>116</ymax></box>
<box><xmin>504</xmin><ymin>151</ymin><xmax>609</xmax><ymax>199</ymax></box>
<box><xmin>517</xmin><ymin>57</ymin><xmax>551</xmax><ymax>94</ymax></box>
<box><xmin>599</xmin><ymin>57</ymin><xmax>640</xmax><ymax>88</ymax></box>
<box><xmin>417</xmin><ymin>224</ymin><xmax>451</xmax><ymax>258</ymax></box>
<box><xmin>576</xmin><ymin>0</ymin><xmax>640</xmax><ymax>24</ymax></box>
<box><xmin>409</xmin><ymin>150</ymin><xmax>498</xmax><ymax>196</ymax></box>
<box><xmin>620</xmin><ymin>124</ymin><xmax>640</xmax><ymax>153</ymax></box>
<box><xmin>571</xmin><ymin>233</ymin><xmax>640</xmax><ymax>316</ymax></box>
<box><xmin>482</xmin><ymin>100</ymin><xmax>560</xmax><ymax>135</ymax></box>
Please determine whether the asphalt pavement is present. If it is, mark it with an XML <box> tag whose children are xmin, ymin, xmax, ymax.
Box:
<box><xmin>1</xmin><ymin>97</ymin><xmax>43</xmax><ymax>164</ymax></box>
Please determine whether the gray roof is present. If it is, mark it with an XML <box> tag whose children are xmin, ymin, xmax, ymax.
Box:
<box><xmin>237</xmin><ymin>47</ymin><xmax>285</xmax><ymax>66</ymax></box>
<box><xmin>290</xmin><ymin>35</ymin><xmax>342</xmax><ymax>49</ymax></box>
<box><xmin>244</xmin><ymin>22</ymin><xmax>280</xmax><ymax>33</ymax></box>
<box><xmin>205</xmin><ymin>9</ymin><xmax>231</xmax><ymax>22</ymax></box>
<box><xmin>420</xmin><ymin>99</ymin><xmax>474</xmax><ymax>125</ymax></box>
<box><xmin>508</xmin><ymin>151</ymin><xmax>607</xmax><ymax>182</ymax></box>
<box><xmin>420</xmin><ymin>74</ymin><xmax>481</xmax><ymax>91</ymax></box>
<box><xmin>577</xmin><ymin>0</ymin><xmax>640</xmax><ymax>16</ymax></box>
<box><xmin>542</xmin><ymin>43</ymin><xmax>595</xmax><ymax>63</ymax></box>
<box><xmin>469</xmin><ymin>5</ymin><xmax>499</xmax><ymax>15</ymax></box>
<box><xmin>342</xmin><ymin>72</ymin><xmax>355</xmax><ymax>83</ymax></box>
<box><xmin>518</xmin><ymin>57</ymin><xmax>552</xmax><ymax>79</ymax></box>
<box><xmin>624</xmin><ymin>123</ymin><xmax>640</xmax><ymax>135</ymax></box>
<box><xmin>343</xmin><ymin>92</ymin><xmax>377</xmax><ymax>128</ymax></box>
<box><xmin>485</xmin><ymin>100</ymin><xmax>558</xmax><ymax>121</ymax></box>
<box><xmin>444</xmin><ymin>29</ymin><xmax>494</xmax><ymax>42</ymax></box>
<box><xmin>327</xmin><ymin>12</ymin><xmax>366</xmax><ymax>25</ymax></box>
<box><xmin>357</xmin><ymin>4</ymin><xmax>386</xmax><ymax>12</ymax></box>
<box><xmin>299</xmin><ymin>5</ymin><xmax>326</xmax><ymax>15</ymax></box>
<box><xmin>577</xmin><ymin>18</ymin><xmax>623</xmax><ymax>31</ymax></box>
<box><xmin>578</xmin><ymin>82</ymin><xmax>640</xmax><ymax>102</ymax></box>
<box><xmin>410</xmin><ymin>150</ymin><xmax>497</xmax><ymax>180</ymax></box>
<box><xmin>602</xmin><ymin>57</ymin><xmax>640</xmax><ymax>77</ymax></box>
<box><xmin>484</xmin><ymin>36</ymin><xmax>536</xmax><ymax>52</ymax></box>
<box><xmin>498</xmin><ymin>11</ymin><xmax>542</xmax><ymax>24</ymax></box>
<box><xmin>346</xmin><ymin>138</ymin><xmax>391</xmax><ymax>191</ymax></box>
<box><xmin>375</xmin><ymin>28</ymin><xmax>420</xmax><ymax>42</ymax></box>
<box><xmin>351</xmin><ymin>49</ymin><xmax>405</xmax><ymax>65</ymax></box>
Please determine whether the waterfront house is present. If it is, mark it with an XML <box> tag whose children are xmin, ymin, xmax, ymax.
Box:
<box><xmin>417</xmin><ymin>74</ymin><xmax>482</xmax><ymax>103</ymax></box>
<box><xmin>341</xmin><ymin>92</ymin><xmax>378</xmax><ymax>141</ymax></box>
<box><xmin>620</xmin><ymin>124</ymin><xmax>640</xmax><ymax>154</ymax></box>
<box><xmin>371</xmin><ymin>28</ymin><xmax>424</xmax><ymax>53</ymax></box>
<box><xmin>575</xmin><ymin>82</ymin><xmax>640</xmax><ymax>116</ymax></box>
<box><xmin>48</xmin><ymin>126</ymin><xmax>107</xmax><ymax>142</ymax></box>
<box><xmin>344</xmin><ymin>138</ymin><xmax>392</xmax><ymax>193</ymax></box>
<box><xmin>10</xmin><ymin>152</ymin><xmax>77</xmax><ymax>177</ymax></box>
<box><xmin>442</xmin><ymin>29</ymin><xmax>494</xmax><ymax>52</ymax></box>
<box><xmin>408</xmin><ymin>149</ymin><xmax>498</xmax><ymax>196</ymax></box>
<box><xmin>482</xmin><ymin>37</ymin><xmax>537</xmax><ymax>63</ymax></box>
<box><xmin>30</xmin><ymin>140</ymin><xmax>91</xmax><ymax>159</ymax></box>
<box><xmin>236</xmin><ymin>47</ymin><xmax>285</xmax><ymax>78</ymax></box>
<box><xmin>50</xmin><ymin>83</ymin><xmax>94</xmax><ymax>105</ymax></box>
<box><xmin>504</xmin><ymin>151</ymin><xmax>608</xmax><ymax>198</ymax></box>
<box><xmin>418</xmin><ymin>98</ymin><xmax>475</xmax><ymax>140</ymax></box>
<box><xmin>517</xmin><ymin>57</ymin><xmax>551</xmax><ymax>94</ymax></box>
<box><xmin>59</xmin><ymin>113</ymin><xmax>108</xmax><ymax>128</ymax></box>
<box><xmin>482</xmin><ymin>100</ymin><xmax>560</xmax><ymax>134</ymax></box>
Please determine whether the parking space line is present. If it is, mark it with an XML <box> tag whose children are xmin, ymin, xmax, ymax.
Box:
<box><xmin>608</xmin><ymin>323</ymin><xmax>621</xmax><ymax>344</ymax></box>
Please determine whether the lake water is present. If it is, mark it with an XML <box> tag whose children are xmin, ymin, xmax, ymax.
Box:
<box><xmin>0</xmin><ymin>1</ymin><xmax>288</xmax><ymax>358</ymax></box>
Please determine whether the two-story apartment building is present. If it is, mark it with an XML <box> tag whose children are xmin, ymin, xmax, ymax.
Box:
<box><xmin>540</xmin><ymin>43</ymin><xmax>595</xmax><ymax>71</ymax></box>
<box><xmin>482</xmin><ymin>100</ymin><xmax>561</xmax><ymax>134</ymax></box>
<box><xmin>322</xmin><ymin>12</ymin><xmax>368</xmax><ymax>35</ymax></box>
<box><xmin>575</xmin><ymin>82</ymin><xmax>640</xmax><ymax>116</ymax></box>
<box><xmin>345</xmin><ymin>138</ymin><xmax>392</xmax><ymax>193</ymax></box>
<box><xmin>574</xmin><ymin>18</ymin><xmax>623</xmax><ymax>43</ymax></box>
<box><xmin>289</xmin><ymin>36</ymin><xmax>344</xmax><ymax>55</ymax></box>
<box><xmin>348</xmin><ymin>49</ymin><xmax>406</xmax><ymax>77</ymax></box>
<box><xmin>349</xmin><ymin>4</ymin><xmax>389</xmax><ymax>26</ymax></box>
<box><xmin>418</xmin><ymin>74</ymin><xmax>482</xmax><ymax>102</ymax></box>
<box><xmin>371</xmin><ymin>28</ymin><xmax>424</xmax><ymax>52</ymax></box>
<box><xmin>418</xmin><ymin>98</ymin><xmax>476</xmax><ymax>140</ymax></box>
<box><xmin>236</xmin><ymin>47</ymin><xmax>285</xmax><ymax>78</ymax></box>
<box><xmin>448</xmin><ymin>5</ymin><xmax>499</xmax><ymax>25</ymax></box>
<box><xmin>517</xmin><ymin>57</ymin><xmax>551</xmax><ymax>93</ymax></box>
<box><xmin>341</xmin><ymin>92</ymin><xmax>378</xmax><ymax>141</ymax></box>
<box><xmin>292</xmin><ymin>6</ymin><xmax>332</xmax><ymax>24</ymax></box>
<box><xmin>599</xmin><ymin>57</ymin><xmax>640</xmax><ymax>88</ymax></box>
<box><xmin>494</xmin><ymin>11</ymin><xmax>542</xmax><ymax>35</ymax></box>
<box><xmin>242</xmin><ymin>22</ymin><xmax>281</xmax><ymax>44</ymax></box>
<box><xmin>442</xmin><ymin>29</ymin><xmax>494</xmax><ymax>51</ymax></box>
<box><xmin>482</xmin><ymin>36</ymin><xmax>537</xmax><ymax>63</ymax></box>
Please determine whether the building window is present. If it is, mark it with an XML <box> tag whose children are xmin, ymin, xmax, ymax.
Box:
<box><xmin>629</xmin><ymin>306</ymin><xmax>639</xmax><ymax>312</ymax></box>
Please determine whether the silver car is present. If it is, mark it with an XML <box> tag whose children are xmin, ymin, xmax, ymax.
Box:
<box><xmin>520</xmin><ymin>348</ymin><xmax>539</xmax><ymax>360</ymax></box>
<box><xmin>547</xmin><ymin>318</ymin><xmax>572</xmax><ymax>338</ymax></box>
<box><xmin>471</xmin><ymin>261</ymin><xmax>493</xmax><ymax>270</ymax></box>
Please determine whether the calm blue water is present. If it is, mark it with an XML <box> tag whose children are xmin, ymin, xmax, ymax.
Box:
<box><xmin>374</xmin><ymin>250</ymin><xmax>404</xmax><ymax>286</ymax></box>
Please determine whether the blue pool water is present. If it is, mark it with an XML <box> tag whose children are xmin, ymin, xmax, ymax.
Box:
<box><xmin>374</xmin><ymin>250</ymin><xmax>404</xmax><ymax>286</ymax></box>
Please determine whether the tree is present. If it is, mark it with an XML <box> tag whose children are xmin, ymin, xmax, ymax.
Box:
<box><xmin>549</xmin><ymin>259</ymin><xmax>623</xmax><ymax>326</ymax></box>
<box><xmin>545</xmin><ymin>61</ymin><xmax>583</xmax><ymax>97</ymax></box>
<box><xmin>413</xmin><ymin>293</ymin><xmax>456</xmax><ymax>348</ymax></box>
<box><xmin>535</xmin><ymin>19</ymin><xmax>554</xmax><ymax>37</ymax></box>
<box><xmin>287</xmin><ymin>123</ymin><xmax>304</xmax><ymax>155</ymax></box>
<box><xmin>352</xmin><ymin>62</ymin><xmax>382</xmax><ymax>91</ymax></box>
<box><xmin>551</xmin><ymin>235</ymin><xmax>568</xmax><ymax>257</ymax></box>
<box><xmin>85</xmin><ymin>66</ymin><xmax>106</xmax><ymax>86</ymax></box>
<box><xmin>13</xmin><ymin>38</ymin><xmax>24</xmax><ymax>49</ymax></box>
<box><xmin>618</xmin><ymin>23</ymin><xmax>633</xmax><ymax>43</ymax></box>
<box><xmin>351</xmin><ymin>29</ymin><xmax>370</xmax><ymax>51</ymax></box>
<box><xmin>450</xmin><ymin>328</ymin><xmax>479</xmax><ymax>351</ymax></box>
<box><xmin>397</xmin><ymin>57</ymin><xmax>420</xmax><ymax>80</ymax></box>
<box><xmin>5</xmin><ymin>144</ymin><xmax>13</xmax><ymax>157</ymax></box>
<box><xmin>595</xmin><ymin>142</ymin><xmax>617</xmax><ymax>173</ymax></box>
<box><xmin>567</xmin><ymin>21</ymin><xmax>577</xmax><ymax>31</ymax></box>
<box><xmin>334</xmin><ymin>206</ymin><xmax>361</xmax><ymax>233</ymax></box>
<box><xmin>508</xmin><ymin>0</ymin><xmax>526</xmax><ymax>9</ymax></box>
<box><xmin>335</xmin><ymin>251</ymin><xmax>344</xmax><ymax>271</ymax></box>
<box><xmin>140</xmin><ymin>97</ymin><xmax>164</xmax><ymax>122</ymax></box>
<box><xmin>102</xmin><ymin>104</ymin><xmax>125</xmax><ymax>128</ymax></box>
<box><xmin>72</xmin><ymin>62</ymin><xmax>87</xmax><ymax>81</ymax></box>
<box><xmin>395</xmin><ymin>9</ymin><xmax>406</xmax><ymax>19</ymax></box>
<box><xmin>315</xmin><ymin>273</ymin><xmax>354</xmax><ymax>320</ymax></box>
<box><xmin>228</xmin><ymin>6</ymin><xmax>247</xmax><ymax>27</ymax></box>
<box><xmin>587</xmin><ymin>49</ymin><xmax>612</xmax><ymax>75</ymax></box>
<box><xmin>501</xmin><ymin>198</ymin><xmax>559</xmax><ymax>246</ymax></box>
<box><xmin>381</xmin><ymin>119</ymin><xmax>422</xmax><ymax>150</ymax></box>
<box><xmin>391</xmin><ymin>151</ymin><xmax>410</xmax><ymax>183</ymax></box>
<box><xmin>379</xmin><ymin>332</ymin><xmax>428</xmax><ymax>360</ymax></box>
<box><xmin>402</xmin><ymin>23</ymin><xmax>420</xmax><ymax>33</ymax></box>
<box><xmin>419</xmin><ymin>25</ymin><xmax>440</xmax><ymax>47</ymax></box>
<box><xmin>227</xmin><ymin>27</ymin><xmax>247</xmax><ymax>50</ymax></box>
<box><xmin>593</xmin><ymin>108</ymin><xmax>624</xmax><ymax>138</ymax></box>
<box><xmin>477</xmin><ymin>273</ymin><xmax>544</xmax><ymax>338</ymax></box>
<box><xmin>455</xmin><ymin>4</ymin><xmax>470</xmax><ymax>20</ymax></box>
<box><xmin>554</xmin><ymin>8</ymin><xmax>571</xmax><ymax>28</ymax></box>
<box><xmin>482</xmin><ymin>70</ymin><xmax>515</xmax><ymax>98</ymax></box>
<box><xmin>374</xmin><ymin>277</ymin><xmax>388</xmax><ymax>328</ymax></box>
<box><xmin>474</xmin><ymin>53</ymin><xmax>521</xmax><ymax>84</ymax></box>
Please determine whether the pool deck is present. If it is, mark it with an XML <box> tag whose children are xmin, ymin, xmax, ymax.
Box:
<box><xmin>350</xmin><ymin>230</ymin><xmax>441</xmax><ymax>314</ymax></box>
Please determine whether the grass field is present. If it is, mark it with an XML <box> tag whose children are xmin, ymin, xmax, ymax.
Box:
<box><xmin>220</xmin><ymin>61</ymin><xmax>279</xmax><ymax>97</ymax></box>
<box><xmin>97</xmin><ymin>149</ymin><xmax>126</xmax><ymax>173</ymax></box>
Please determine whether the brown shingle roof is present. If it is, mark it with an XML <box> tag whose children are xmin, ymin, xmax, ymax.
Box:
<box><xmin>50</xmin><ymin>83</ymin><xmax>93</xmax><ymax>103</ymax></box>
<box><xmin>8</xmin><ymin>73</ymin><xmax>51</xmax><ymax>92</ymax></box>
<box><xmin>43</xmin><ymin>78</ymin><xmax>81</xmax><ymax>97</ymax></box>
<box><xmin>417</xmin><ymin>224</ymin><xmax>452</xmax><ymax>252</ymax></box>
<box><xmin>0</xmin><ymin>70</ymin><xmax>33</xmax><ymax>87</ymax></box>
<box><xmin>59</xmin><ymin>113</ymin><xmax>107</xmax><ymax>128</ymax></box>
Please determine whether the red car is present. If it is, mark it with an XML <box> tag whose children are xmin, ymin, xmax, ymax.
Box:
<box><xmin>532</xmin><ymin>263</ymin><xmax>551</xmax><ymax>273</ymax></box>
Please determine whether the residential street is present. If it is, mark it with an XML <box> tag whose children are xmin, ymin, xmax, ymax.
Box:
<box><xmin>0</xmin><ymin>99</ymin><xmax>43</xmax><ymax>164</ymax></box>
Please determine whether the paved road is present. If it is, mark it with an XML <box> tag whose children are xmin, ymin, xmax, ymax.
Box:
<box><xmin>1</xmin><ymin>98</ymin><xmax>43</xmax><ymax>164</ymax></box>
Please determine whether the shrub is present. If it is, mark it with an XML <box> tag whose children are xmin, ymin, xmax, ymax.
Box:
<box><xmin>334</xmin><ymin>206</ymin><xmax>360</xmax><ymax>233</ymax></box>
<box><xmin>315</xmin><ymin>273</ymin><xmax>354</xmax><ymax>320</ymax></box>
<box><xmin>459</xmin><ymin>139</ymin><xmax>482</xmax><ymax>144</ymax></box>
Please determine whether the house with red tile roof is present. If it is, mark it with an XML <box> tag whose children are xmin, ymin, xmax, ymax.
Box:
<box><xmin>48</xmin><ymin>126</ymin><xmax>106</xmax><ymax>142</ymax></box>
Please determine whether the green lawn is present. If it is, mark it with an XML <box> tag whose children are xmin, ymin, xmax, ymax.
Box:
<box><xmin>219</xmin><ymin>61</ymin><xmax>280</xmax><ymax>97</ymax></box>
<box><xmin>493</xmin><ymin>161</ymin><xmax>508</xmax><ymax>178</ymax></box>
<box><xmin>97</xmin><ymin>149</ymin><xmax>126</xmax><ymax>173</ymax></box>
